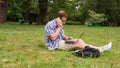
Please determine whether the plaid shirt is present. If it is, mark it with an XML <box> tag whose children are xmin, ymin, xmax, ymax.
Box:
<box><xmin>44</xmin><ymin>19</ymin><xmax>64</xmax><ymax>50</ymax></box>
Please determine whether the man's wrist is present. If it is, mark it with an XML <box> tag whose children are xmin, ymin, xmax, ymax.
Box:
<box><xmin>57</xmin><ymin>26</ymin><xmax>61</xmax><ymax>29</ymax></box>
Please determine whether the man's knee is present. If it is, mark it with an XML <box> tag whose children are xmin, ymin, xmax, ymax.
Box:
<box><xmin>78</xmin><ymin>39</ymin><xmax>84</xmax><ymax>43</ymax></box>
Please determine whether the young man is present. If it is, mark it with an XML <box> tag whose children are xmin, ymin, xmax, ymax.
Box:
<box><xmin>44</xmin><ymin>10</ymin><xmax>112</xmax><ymax>52</ymax></box>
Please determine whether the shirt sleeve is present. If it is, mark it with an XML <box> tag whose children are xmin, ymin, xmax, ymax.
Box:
<box><xmin>45</xmin><ymin>25</ymin><xmax>55</xmax><ymax>36</ymax></box>
<box><xmin>62</xmin><ymin>27</ymin><xmax>64</xmax><ymax>37</ymax></box>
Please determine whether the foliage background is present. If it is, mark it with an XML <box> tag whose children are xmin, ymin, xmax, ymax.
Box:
<box><xmin>7</xmin><ymin>0</ymin><xmax>120</xmax><ymax>26</ymax></box>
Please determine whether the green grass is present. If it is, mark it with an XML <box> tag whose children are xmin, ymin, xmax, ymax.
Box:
<box><xmin>0</xmin><ymin>22</ymin><xmax>120</xmax><ymax>68</ymax></box>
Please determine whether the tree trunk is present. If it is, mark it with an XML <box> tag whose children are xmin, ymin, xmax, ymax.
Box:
<box><xmin>25</xmin><ymin>0</ymin><xmax>32</xmax><ymax>25</ymax></box>
<box><xmin>37</xmin><ymin>0</ymin><xmax>48</xmax><ymax>25</ymax></box>
<box><xmin>0</xmin><ymin>0</ymin><xmax>8</xmax><ymax>23</ymax></box>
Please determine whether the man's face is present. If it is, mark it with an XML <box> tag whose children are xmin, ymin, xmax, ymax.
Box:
<box><xmin>61</xmin><ymin>17</ymin><xmax>67</xmax><ymax>24</ymax></box>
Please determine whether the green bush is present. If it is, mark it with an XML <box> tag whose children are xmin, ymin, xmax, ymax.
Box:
<box><xmin>85</xmin><ymin>10</ymin><xmax>107</xmax><ymax>26</ymax></box>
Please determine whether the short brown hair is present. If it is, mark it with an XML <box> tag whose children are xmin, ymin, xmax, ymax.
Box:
<box><xmin>57</xmin><ymin>10</ymin><xmax>67</xmax><ymax>19</ymax></box>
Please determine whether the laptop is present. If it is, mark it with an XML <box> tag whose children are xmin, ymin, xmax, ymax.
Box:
<box><xmin>65</xmin><ymin>32</ymin><xmax>84</xmax><ymax>44</ymax></box>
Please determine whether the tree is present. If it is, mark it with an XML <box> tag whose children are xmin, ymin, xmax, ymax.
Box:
<box><xmin>7</xmin><ymin>0</ymin><xmax>25</xmax><ymax>21</ymax></box>
<box><xmin>0</xmin><ymin>0</ymin><xmax>8</xmax><ymax>23</ymax></box>
<box><xmin>47</xmin><ymin>0</ymin><xmax>79</xmax><ymax>21</ymax></box>
<box><xmin>25</xmin><ymin>0</ymin><xmax>32</xmax><ymax>24</ymax></box>
<box><xmin>8</xmin><ymin>0</ymin><xmax>39</xmax><ymax>23</ymax></box>
<box><xmin>85</xmin><ymin>10</ymin><xmax>107</xmax><ymax>25</ymax></box>
<box><xmin>80</xmin><ymin>0</ymin><xmax>120</xmax><ymax>26</ymax></box>
<box><xmin>37</xmin><ymin>0</ymin><xmax>48</xmax><ymax>25</ymax></box>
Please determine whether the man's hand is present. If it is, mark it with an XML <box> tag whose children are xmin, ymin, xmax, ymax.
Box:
<box><xmin>56</xmin><ymin>17</ymin><xmax>62</xmax><ymax>28</ymax></box>
<box><xmin>67</xmin><ymin>37</ymin><xmax>73</xmax><ymax>40</ymax></box>
<box><xmin>63</xmin><ymin>36</ymin><xmax>73</xmax><ymax>40</ymax></box>
<box><xmin>57</xmin><ymin>21</ymin><xmax>62</xmax><ymax>28</ymax></box>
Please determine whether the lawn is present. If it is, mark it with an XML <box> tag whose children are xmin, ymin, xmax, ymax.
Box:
<box><xmin>0</xmin><ymin>22</ymin><xmax>120</xmax><ymax>68</ymax></box>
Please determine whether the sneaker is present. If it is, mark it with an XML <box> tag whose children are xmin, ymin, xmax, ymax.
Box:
<box><xmin>98</xmin><ymin>42</ymin><xmax>112</xmax><ymax>52</ymax></box>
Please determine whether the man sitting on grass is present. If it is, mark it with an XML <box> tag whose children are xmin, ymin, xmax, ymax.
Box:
<box><xmin>44</xmin><ymin>10</ymin><xmax>112</xmax><ymax>52</ymax></box>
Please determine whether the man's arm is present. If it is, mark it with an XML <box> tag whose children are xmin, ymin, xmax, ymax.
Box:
<box><xmin>50</xmin><ymin>18</ymin><xmax>62</xmax><ymax>41</ymax></box>
<box><xmin>50</xmin><ymin>27</ymin><xmax>61</xmax><ymax>41</ymax></box>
